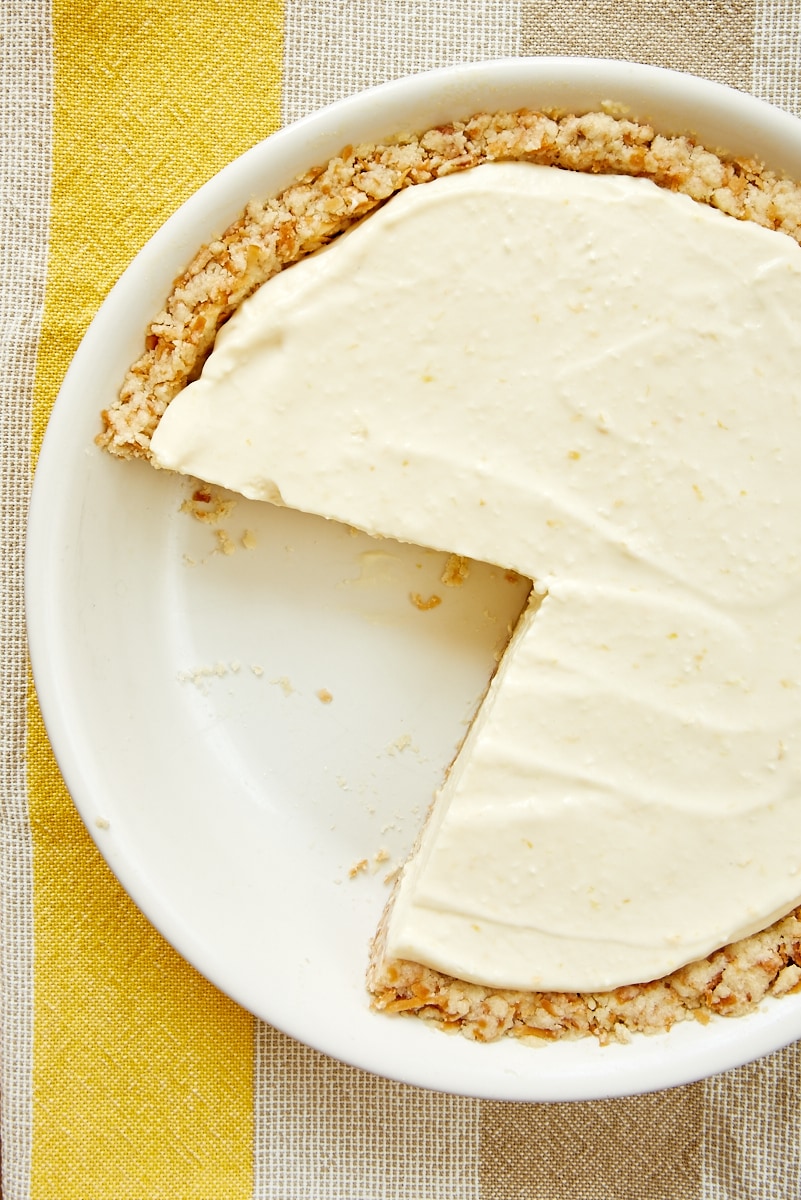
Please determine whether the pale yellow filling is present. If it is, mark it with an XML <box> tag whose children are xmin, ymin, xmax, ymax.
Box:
<box><xmin>152</xmin><ymin>163</ymin><xmax>801</xmax><ymax>990</ymax></box>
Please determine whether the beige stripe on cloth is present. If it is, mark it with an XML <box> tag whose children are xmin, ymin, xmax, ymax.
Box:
<box><xmin>281</xmin><ymin>0</ymin><xmax>522</xmax><ymax>122</ymax></box>
<box><xmin>481</xmin><ymin>1088</ymin><xmax>704</xmax><ymax>1200</ymax></box>
<box><xmin>266</xmin><ymin>9</ymin><xmax>523</xmax><ymax>1197</ymax></box>
<box><xmin>520</xmin><ymin>0</ymin><xmax>756</xmax><ymax>89</ymax></box>
<box><xmin>255</xmin><ymin>1024</ymin><xmax>480</xmax><ymax>1200</ymax></box>
<box><xmin>0</xmin><ymin>4</ymin><xmax>52</xmax><ymax>1198</ymax></box>
<box><xmin>705</xmin><ymin>1045</ymin><xmax>801</xmax><ymax>1199</ymax></box>
<box><xmin>753</xmin><ymin>0</ymin><xmax>801</xmax><ymax>112</ymax></box>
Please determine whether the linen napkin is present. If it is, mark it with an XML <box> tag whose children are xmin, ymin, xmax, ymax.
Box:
<box><xmin>3</xmin><ymin>1</ymin><xmax>801</xmax><ymax>1197</ymax></box>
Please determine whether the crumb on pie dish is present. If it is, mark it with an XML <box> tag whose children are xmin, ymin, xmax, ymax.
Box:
<box><xmin>99</xmin><ymin>107</ymin><xmax>801</xmax><ymax>1044</ymax></box>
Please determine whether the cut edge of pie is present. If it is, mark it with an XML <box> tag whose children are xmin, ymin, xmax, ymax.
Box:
<box><xmin>368</xmin><ymin>893</ymin><xmax>801</xmax><ymax>1044</ymax></box>
<box><xmin>99</xmin><ymin>106</ymin><xmax>801</xmax><ymax>1043</ymax></box>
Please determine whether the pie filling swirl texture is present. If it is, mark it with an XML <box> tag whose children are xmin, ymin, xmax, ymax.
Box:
<box><xmin>151</xmin><ymin>162</ymin><xmax>801</xmax><ymax>992</ymax></box>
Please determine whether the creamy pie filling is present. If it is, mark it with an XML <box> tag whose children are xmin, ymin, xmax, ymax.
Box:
<box><xmin>151</xmin><ymin>162</ymin><xmax>801</xmax><ymax>991</ymax></box>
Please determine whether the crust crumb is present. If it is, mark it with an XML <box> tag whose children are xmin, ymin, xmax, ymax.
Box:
<box><xmin>410</xmin><ymin>592</ymin><xmax>442</xmax><ymax>611</ymax></box>
<box><xmin>215</xmin><ymin>529</ymin><xmax>237</xmax><ymax>555</ymax></box>
<box><xmin>441</xmin><ymin>553</ymin><xmax>470</xmax><ymax>587</ymax></box>
<box><xmin>180</xmin><ymin>488</ymin><xmax>236</xmax><ymax>524</ymax></box>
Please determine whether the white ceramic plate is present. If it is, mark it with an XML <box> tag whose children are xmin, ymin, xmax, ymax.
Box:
<box><xmin>27</xmin><ymin>58</ymin><xmax>801</xmax><ymax>1101</ymax></box>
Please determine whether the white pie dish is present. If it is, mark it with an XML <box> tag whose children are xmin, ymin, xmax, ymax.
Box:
<box><xmin>26</xmin><ymin>56</ymin><xmax>801</xmax><ymax>1100</ymax></box>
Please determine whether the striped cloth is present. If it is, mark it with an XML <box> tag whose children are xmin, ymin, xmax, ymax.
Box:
<box><xmin>3</xmin><ymin>1</ymin><xmax>801</xmax><ymax>1196</ymax></box>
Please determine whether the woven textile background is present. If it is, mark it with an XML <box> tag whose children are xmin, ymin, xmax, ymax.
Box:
<box><xmin>3</xmin><ymin>1</ymin><xmax>801</xmax><ymax>1197</ymax></box>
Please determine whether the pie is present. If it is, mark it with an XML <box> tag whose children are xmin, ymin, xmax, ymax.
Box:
<box><xmin>99</xmin><ymin>109</ymin><xmax>801</xmax><ymax>1043</ymax></box>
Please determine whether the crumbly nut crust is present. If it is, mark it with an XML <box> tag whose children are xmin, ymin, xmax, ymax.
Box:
<box><xmin>101</xmin><ymin>106</ymin><xmax>801</xmax><ymax>1042</ymax></box>
<box><xmin>98</xmin><ymin>108</ymin><xmax>801</xmax><ymax>459</ymax></box>
<box><xmin>367</xmin><ymin>906</ymin><xmax>801</xmax><ymax>1044</ymax></box>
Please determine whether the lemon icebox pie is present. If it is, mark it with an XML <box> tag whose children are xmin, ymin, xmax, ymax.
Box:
<box><xmin>99</xmin><ymin>109</ymin><xmax>801</xmax><ymax>1044</ymax></box>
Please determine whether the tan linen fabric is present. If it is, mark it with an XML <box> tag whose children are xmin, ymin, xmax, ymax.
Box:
<box><xmin>704</xmin><ymin>1043</ymin><xmax>801</xmax><ymax>1200</ymax></box>
<box><xmin>481</xmin><ymin>1088</ymin><xmax>705</xmax><ymax>1200</ymax></box>
<box><xmin>255</xmin><ymin>1024</ymin><xmax>481</xmax><ymax>1200</ymax></box>
<box><xmin>282</xmin><ymin>0</ymin><xmax>522</xmax><ymax>122</ymax></box>
<box><xmin>753</xmin><ymin>0</ymin><xmax>801</xmax><ymax>111</ymax></box>
<box><xmin>520</xmin><ymin>0</ymin><xmax>756</xmax><ymax>89</ymax></box>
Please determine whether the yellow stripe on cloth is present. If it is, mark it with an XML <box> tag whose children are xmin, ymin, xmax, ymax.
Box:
<box><xmin>29</xmin><ymin>4</ymin><xmax>283</xmax><ymax>1195</ymax></box>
